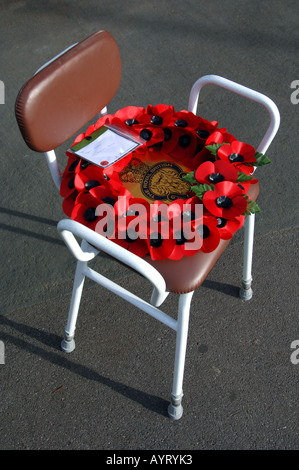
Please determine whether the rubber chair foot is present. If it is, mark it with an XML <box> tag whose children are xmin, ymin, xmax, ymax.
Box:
<box><xmin>239</xmin><ymin>286</ymin><xmax>253</xmax><ymax>301</ymax></box>
<box><xmin>61</xmin><ymin>337</ymin><xmax>75</xmax><ymax>353</ymax></box>
<box><xmin>168</xmin><ymin>402</ymin><xmax>183</xmax><ymax>420</ymax></box>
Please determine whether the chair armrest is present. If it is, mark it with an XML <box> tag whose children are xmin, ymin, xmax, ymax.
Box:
<box><xmin>57</xmin><ymin>219</ymin><xmax>167</xmax><ymax>295</ymax></box>
<box><xmin>188</xmin><ymin>74</ymin><xmax>280</xmax><ymax>154</ymax></box>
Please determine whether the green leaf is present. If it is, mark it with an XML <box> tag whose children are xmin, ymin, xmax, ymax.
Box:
<box><xmin>205</xmin><ymin>143</ymin><xmax>226</xmax><ymax>155</ymax></box>
<box><xmin>242</xmin><ymin>196</ymin><xmax>262</xmax><ymax>215</ymax></box>
<box><xmin>253</xmin><ymin>152</ymin><xmax>272</xmax><ymax>166</ymax></box>
<box><xmin>236</xmin><ymin>172</ymin><xmax>255</xmax><ymax>182</ymax></box>
<box><xmin>189</xmin><ymin>183</ymin><xmax>215</xmax><ymax>200</ymax></box>
<box><xmin>182</xmin><ymin>171</ymin><xmax>196</xmax><ymax>184</ymax></box>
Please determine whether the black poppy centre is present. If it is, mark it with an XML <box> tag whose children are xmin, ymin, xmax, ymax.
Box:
<box><xmin>84</xmin><ymin>207</ymin><xmax>97</xmax><ymax>222</ymax></box>
<box><xmin>208</xmin><ymin>172</ymin><xmax>225</xmax><ymax>184</ymax></box>
<box><xmin>216</xmin><ymin>196</ymin><xmax>233</xmax><ymax>209</ymax></box>
<box><xmin>149</xmin><ymin>232</ymin><xmax>163</xmax><ymax>248</ymax></box>
<box><xmin>228</xmin><ymin>153</ymin><xmax>244</xmax><ymax>163</ymax></box>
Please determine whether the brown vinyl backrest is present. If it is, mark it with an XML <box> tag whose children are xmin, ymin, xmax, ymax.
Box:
<box><xmin>15</xmin><ymin>30</ymin><xmax>121</xmax><ymax>152</ymax></box>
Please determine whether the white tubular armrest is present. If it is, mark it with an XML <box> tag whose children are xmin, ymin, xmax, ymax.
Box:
<box><xmin>188</xmin><ymin>74</ymin><xmax>280</xmax><ymax>154</ymax></box>
<box><xmin>57</xmin><ymin>219</ymin><xmax>167</xmax><ymax>295</ymax></box>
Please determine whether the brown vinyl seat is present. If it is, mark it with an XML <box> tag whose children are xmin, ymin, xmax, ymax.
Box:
<box><xmin>15</xmin><ymin>30</ymin><xmax>279</xmax><ymax>419</ymax></box>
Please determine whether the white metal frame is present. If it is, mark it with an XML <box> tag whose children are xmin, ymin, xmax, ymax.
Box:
<box><xmin>57</xmin><ymin>219</ymin><xmax>192</xmax><ymax>419</ymax></box>
<box><xmin>52</xmin><ymin>75</ymin><xmax>279</xmax><ymax>419</ymax></box>
<box><xmin>188</xmin><ymin>75</ymin><xmax>280</xmax><ymax>300</ymax></box>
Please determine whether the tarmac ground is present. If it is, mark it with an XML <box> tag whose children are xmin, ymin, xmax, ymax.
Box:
<box><xmin>0</xmin><ymin>0</ymin><xmax>298</xmax><ymax>451</ymax></box>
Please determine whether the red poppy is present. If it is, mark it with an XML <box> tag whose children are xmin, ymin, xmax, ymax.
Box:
<box><xmin>114</xmin><ymin>196</ymin><xmax>150</xmax><ymax>238</ymax></box>
<box><xmin>88</xmin><ymin>184</ymin><xmax>124</xmax><ymax>207</ymax></box>
<box><xmin>169</xmin><ymin>226</ymin><xmax>201</xmax><ymax>260</ymax></box>
<box><xmin>149</xmin><ymin>200</ymin><xmax>169</xmax><ymax>227</ymax></box>
<box><xmin>63</xmin><ymin>154</ymin><xmax>80</xmax><ymax>174</ymax></box>
<box><xmin>203</xmin><ymin>181</ymin><xmax>248</xmax><ymax>219</ymax></box>
<box><xmin>111</xmin><ymin>194</ymin><xmax>150</xmax><ymax>257</ymax></box>
<box><xmin>217</xmin><ymin>140</ymin><xmax>257</xmax><ymax>174</ymax></box>
<box><xmin>73</xmin><ymin>161</ymin><xmax>105</xmax><ymax>192</ymax></box>
<box><xmin>194</xmin><ymin>215</ymin><xmax>221</xmax><ymax>253</ymax></box>
<box><xmin>215</xmin><ymin>214</ymin><xmax>245</xmax><ymax>240</ymax></box>
<box><xmin>166</xmin><ymin>196</ymin><xmax>202</xmax><ymax>231</ymax></box>
<box><xmin>71</xmin><ymin>192</ymin><xmax>106</xmax><ymax>231</ymax></box>
<box><xmin>171</xmin><ymin>111</ymin><xmax>218</xmax><ymax>141</ymax></box>
<box><xmin>74</xmin><ymin>161</ymin><xmax>124</xmax><ymax>195</ymax></box>
<box><xmin>114</xmin><ymin>194</ymin><xmax>149</xmax><ymax>214</ymax></box>
<box><xmin>137</xmin><ymin>126</ymin><xmax>165</xmax><ymax>148</ymax></box>
<box><xmin>94</xmin><ymin>114</ymin><xmax>125</xmax><ymax>132</ymax></box>
<box><xmin>60</xmin><ymin>171</ymin><xmax>76</xmax><ymax>198</ymax></box>
<box><xmin>114</xmin><ymin>105</ymin><xmax>145</xmax><ymax>123</ymax></box>
<box><xmin>136</xmin><ymin>104</ymin><xmax>174</xmax><ymax>129</ymax></box>
<box><xmin>206</xmin><ymin>130</ymin><xmax>237</xmax><ymax>146</ymax></box>
<box><xmin>195</xmin><ymin>117</ymin><xmax>218</xmax><ymax>136</ymax></box>
<box><xmin>163</xmin><ymin>127</ymin><xmax>198</xmax><ymax>161</ymax></box>
<box><xmin>115</xmin><ymin>105</ymin><xmax>172</xmax><ymax>150</ymax></box>
<box><xmin>112</xmin><ymin>225</ymin><xmax>149</xmax><ymax>258</ymax></box>
<box><xmin>62</xmin><ymin>191</ymin><xmax>79</xmax><ymax>217</ymax></box>
<box><xmin>146</xmin><ymin>104</ymin><xmax>175</xmax><ymax>119</ymax></box>
<box><xmin>171</xmin><ymin>110</ymin><xmax>203</xmax><ymax>131</ymax></box>
<box><xmin>147</xmin><ymin>221</ymin><xmax>176</xmax><ymax>260</ymax></box>
<box><xmin>150</xmin><ymin>197</ymin><xmax>202</xmax><ymax>260</ymax></box>
<box><xmin>109</xmin><ymin>115</ymin><xmax>142</xmax><ymax>142</ymax></box>
<box><xmin>60</xmin><ymin>155</ymin><xmax>80</xmax><ymax>198</ymax></box>
<box><xmin>194</xmin><ymin>119</ymin><xmax>218</xmax><ymax>152</ymax></box>
<box><xmin>235</xmin><ymin>178</ymin><xmax>259</xmax><ymax>194</ymax></box>
<box><xmin>195</xmin><ymin>160</ymin><xmax>238</xmax><ymax>185</ymax></box>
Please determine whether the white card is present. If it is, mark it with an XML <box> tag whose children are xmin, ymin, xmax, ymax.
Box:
<box><xmin>70</xmin><ymin>126</ymin><xmax>142</xmax><ymax>167</ymax></box>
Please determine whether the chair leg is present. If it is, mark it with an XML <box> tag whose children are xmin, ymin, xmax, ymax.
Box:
<box><xmin>239</xmin><ymin>213</ymin><xmax>255</xmax><ymax>301</ymax></box>
<box><xmin>168</xmin><ymin>291</ymin><xmax>194</xmax><ymax>420</ymax></box>
<box><xmin>61</xmin><ymin>259</ymin><xmax>86</xmax><ymax>353</ymax></box>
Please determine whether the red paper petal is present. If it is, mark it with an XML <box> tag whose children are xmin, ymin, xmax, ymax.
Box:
<box><xmin>216</xmin><ymin>215</ymin><xmax>245</xmax><ymax>240</ymax></box>
<box><xmin>169</xmin><ymin>229</ymin><xmax>202</xmax><ymax>260</ymax></box>
<box><xmin>230</xmin><ymin>140</ymin><xmax>256</xmax><ymax>161</ymax></box>
<box><xmin>62</xmin><ymin>191</ymin><xmax>78</xmax><ymax>217</ymax></box>
<box><xmin>206</xmin><ymin>130</ymin><xmax>236</xmax><ymax>145</ymax></box>
<box><xmin>147</xmin><ymin>221</ymin><xmax>175</xmax><ymax>260</ymax></box>
<box><xmin>217</xmin><ymin>140</ymin><xmax>256</xmax><ymax>164</ymax></box>
<box><xmin>203</xmin><ymin>182</ymin><xmax>247</xmax><ymax>218</ymax></box>
<box><xmin>115</xmin><ymin>106</ymin><xmax>145</xmax><ymax>121</ymax></box>
<box><xmin>60</xmin><ymin>173</ymin><xmax>76</xmax><ymax>198</ymax></box>
<box><xmin>194</xmin><ymin>217</ymin><xmax>220</xmax><ymax>253</ymax></box>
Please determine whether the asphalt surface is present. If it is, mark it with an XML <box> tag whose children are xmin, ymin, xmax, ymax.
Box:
<box><xmin>0</xmin><ymin>0</ymin><xmax>298</xmax><ymax>451</ymax></box>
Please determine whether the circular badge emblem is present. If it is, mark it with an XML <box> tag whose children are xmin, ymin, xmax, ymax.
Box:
<box><xmin>141</xmin><ymin>161</ymin><xmax>190</xmax><ymax>202</ymax></box>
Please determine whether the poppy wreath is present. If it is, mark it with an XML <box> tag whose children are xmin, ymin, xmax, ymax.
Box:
<box><xmin>60</xmin><ymin>104</ymin><xmax>271</xmax><ymax>261</ymax></box>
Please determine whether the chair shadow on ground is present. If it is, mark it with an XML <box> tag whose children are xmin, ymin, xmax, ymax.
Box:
<box><xmin>0</xmin><ymin>206</ymin><xmax>64</xmax><ymax>246</ymax></box>
<box><xmin>202</xmin><ymin>279</ymin><xmax>240</xmax><ymax>298</ymax></box>
<box><xmin>0</xmin><ymin>314</ymin><xmax>170</xmax><ymax>417</ymax></box>
<box><xmin>0</xmin><ymin>275</ymin><xmax>239</xmax><ymax>418</ymax></box>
